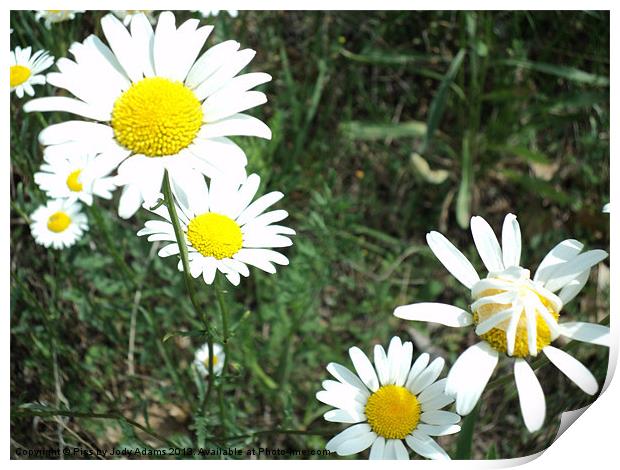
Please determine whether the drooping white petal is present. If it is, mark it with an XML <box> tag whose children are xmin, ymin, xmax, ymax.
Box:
<box><xmin>368</xmin><ymin>436</ymin><xmax>385</xmax><ymax>460</ymax></box>
<box><xmin>426</xmin><ymin>231</ymin><xmax>480</xmax><ymax>288</ymax></box>
<box><xmin>416</xmin><ymin>424</ymin><xmax>461</xmax><ymax>437</ymax></box>
<box><xmin>475</xmin><ymin>308</ymin><xmax>514</xmax><ymax>335</ymax></box>
<box><xmin>445</xmin><ymin>342</ymin><xmax>498</xmax><ymax>415</ymax></box>
<box><xmin>471</xmin><ymin>215</ymin><xmax>504</xmax><ymax>273</ymax></box>
<box><xmin>406</xmin><ymin>432</ymin><xmax>450</xmax><ymax>460</ymax></box>
<box><xmin>543</xmin><ymin>346</ymin><xmax>598</xmax><ymax>395</ymax></box>
<box><xmin>325</xmin><ymin>423</ymin><xmax>372</xmax><ymax>453</ymax></box>
<box><xmin>514</xmin><ymin>359</ymin><xmax>546</xmax><ymax>432</ymax></box>
<box><xmin>394</xmin><ymin>302</ymin><xmax>473</xmax><ymax>327</ymax></box>
<box><xmin>558</xmin><ymin>268</ymin><xmax>591</xmax><ymax>305</ymax></box>
<box><xmin>335</xmin><ymin>431</ymin><xmax>377</xmax><ymax>456</ymax></box>
<box><xmin>559</xmin><ymin>322</ymin><xmax>610</xmax><ymax>347</ymax></box>
<box><xmin>501</xmin><ymin>213</ymin><xmax>522</xmax><ymax>268</ymax></box>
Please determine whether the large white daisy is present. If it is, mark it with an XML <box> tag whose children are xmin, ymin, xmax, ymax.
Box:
<box><xmin>24</xmin><ymin>11</ymin><xmax>272</xmax><ymax>219</ymax></box>
<box><xmin>138</xmin><ymin>173</ymin><xmax>294</xmax><ymax>286</ymax></box>
<box><xmin>317</xmin><ymin>336</ymin><xmax>460</xmax><ymax>460</ymax></box>
<box><xmin>10</xmin><ymin>46</ymin><xmax>54</xmax><ymax>98</ymax></box>
<box><xmin>35</xmin><ymin>10</ymin><xmax>85</xmax><ymax>29</ymax></box>
<box><xmin>393</xmin><ymin>213</ymin><xmax>609</xmax><ymax>432</ymax></box>
<box><xmin>193</xmin><ymin>342</ymin><xmax>225</xmax><ymax>377</ymax></box>
<box><xmin>34</xmin><ymin>142</ymin><xmax>117</xmax><ymax>206</ymax></box>
<box><xmin>30</xmin><ymin>199</ymin><xmax>88</xmax><ymax>250</ymax></box>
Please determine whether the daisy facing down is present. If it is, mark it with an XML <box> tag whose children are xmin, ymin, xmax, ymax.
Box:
<box><xmin>34</xmin><ymin>142</ymin><xmax>117</xmax><ymax>206</ymax></box>
<box><xmin>317</xmin><ymin>336</ymin><xmax>460</xmax><ymax>460</ymax></box>
<box><xmin>25</xmin><ymin>11</ymin><xmax>272</xmax><ymax>219</ymax></box>
<box><xmin>30</xmin><ymin>199</ymin><xmax>88</xmax><ymax>250</ymax></box>
<box><xmin>10</xmin><ymin>46</ymin><xmax>54</xmax><ymax>98</ymax></box>
<box><xmin>193</xmin><ymin>342</ymin><xmax>225</xmax><ymax>377</ymax></box>
<box><xmin>138</xmin><ymin>173</ymin><xmax>294</xmax><ymax>286</ymax></box>
<box><xmin>394</xmin><ymin>213</ymin><xmax>609</xmax><ymax>432</ymax></box>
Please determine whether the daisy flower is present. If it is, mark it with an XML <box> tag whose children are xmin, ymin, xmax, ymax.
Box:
<box><xmin>34</xmin><ymin>143</ymin><xmax>117</xmax><ymax>206</ymax></box>
<box><xmin>10</xmin><ymin>46</ymin><xmax>54</xmax><ymax>98</ymax></box>
<box><xmin>35</xmin><ymin>10</ymin><xmax>84</xmax><ymax>29</ymax></box>
<box><xmin>138</xmin><ymin>173</ymin><xmax>294</xmax><ymax>286</ymax></box>
<box><xmin>394</xmin><ymin>213</ymin><xmax>609</xmax><ymax>432</ymax></box>
<box><xmin>193</xmin><ymin>342</ymin><xmax>225</xmax><ymax>377</ymax></box>
<box><xmin>194</xmin><ymin>10</ymin><xmax>239</xmax><ymax>18</ymax></box>
<box><xmin>25</xmin><ymin>11</ymin><xmax>272</xmax><ymax>219</ymax></box>
<box><xmin>112</xmin><ymin>10</ymin><xmax>157</xmax><ymax>26</ymax></box>
<box><xmin>30</xmin><ymin>199</ymin><xmax>88</xmax><ymax>250</ymax></box>
<box><xmin>317</xmin><ymin>336</ymin><xmax>460</xmax><ymax>460</ymax></box>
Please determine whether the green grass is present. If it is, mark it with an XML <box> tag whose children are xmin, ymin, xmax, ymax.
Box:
<box><xmin>10</xmin><ymin>10</ymin><xmax>610</xmax><ymax>460</ymax></box>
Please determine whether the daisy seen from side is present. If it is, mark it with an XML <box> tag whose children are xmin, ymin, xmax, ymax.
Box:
<box><xmin>30</xmin><ymin>199</ymin><xmax>88</xmax><ymax>250</ymax></box>
<box><xmin>394</xmin><ymin>213</ymin><xmax>609</xmax><ymax>432</ymax></box>
<box><xmin>25</xmin><ymin>11</ymin><xmax>272</xmax><ymax>219</ymax></box>
<box><xmin>138</xmin><ymin>172</ymin><xmax>294</xmax><ymax>286</ymax></box>
<box><xmin>317</xmin><ymin>336</ymin><xmax>460</xmax><ymax>460</ymax></box>
<box><xmin>10</xmin><ymin>46</ymin><xmax>54</xmax><ymax>98</ymax></box>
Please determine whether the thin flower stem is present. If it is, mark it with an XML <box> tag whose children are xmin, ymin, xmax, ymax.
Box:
<box><xmin>161</xmin><ymin>171</ymin><xmax>216</xmax><ymax>415</ymax></box>
<box><xmin>215</xmin><ymin>275</ymin><xmax>230</xmax><ymax>431</ymax></box>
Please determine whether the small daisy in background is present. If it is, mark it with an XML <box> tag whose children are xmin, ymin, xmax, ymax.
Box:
<box><xmin>10</xmin><ymin>46</ymin><xmax>54</xmax><ymax>98</ymax></box>
<box><xmin>112</xmin><ymin>10</ymin><xmax>157</xmax><ymax>26</ymax></box>
<box><xmin>394</xmin><ymin>213</ymin><xmax>609</xmax><ymax>432</ymax></box>
<box><xmin>25</xmin><ymin>11</ymin><xmax>272</xmax><ymax>219</ymax></box>
<box><xmin>194</xmin><ymin>10</ymin><xmax>239</xmax><ymax>18</ymax></box>
<box><xmin>138</xmin><ymin>173</ymin><xmax>294</xmax><ymax>286</ymax></box>
<box><xmin>30</xmin><ymin>199</ymin><xmax>88</xmax><ymax>249</ymax></box>
<box><xmin>317</xmin><ymin>336</ymin><xmax>460</xmax><ymax>460</ymax></box>
<box><xmin>35</xmin><ymin>10</ymin><xmax>84</xmax><ymax>29</ymax></box>
<box><xmin>34</xmin><ymin>143</ymin><xmax>117</xmax><ymax>206</ymax></box>
<box><xmin>193</xmin><ymin>342</ymin><xmax>225</xmax><ymax>377</ymax></box>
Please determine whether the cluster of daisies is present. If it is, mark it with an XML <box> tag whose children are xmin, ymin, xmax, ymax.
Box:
<box><xmin>317</xmin><ymin>213</ymin><xmax>609</xmax><ymax>459</ymax></box>
<box><xmin>13</xmin><ymin>11</ymin><xmax>293</xmax><ymax>379</ymax></box>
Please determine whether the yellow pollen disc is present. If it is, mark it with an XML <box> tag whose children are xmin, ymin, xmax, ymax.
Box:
<box><xmin>111</xmin><ymin>77</ymin><xmax>203</xmax><ymax>157</ymax></box>
<box><xmin>364</xmin><ymin>385</ymin><xmax>420</xmax><ymax>439</ymax></box>
<box><xmin>47</xmin><ymin>211</ymin><xmax>72</xmax><ymax>233</ymax></box>
<box><xmin>473</xmin><ymin>288</ymin><xmax>560</xmax><ymax>358</ymax></box>
<box><xmin>187</xmin><ymin>213</ymin><xmax>243</xmax><ymax>260</ymax></box>
<box><xmin>66</xmin><ymin>169</ymin><xmax>83</xmax><ymax>192</ymax></box>
<box><xmin>10</xmin><ymin>65</ymin><xmax>31</xmax><ymax>87</ymax></box>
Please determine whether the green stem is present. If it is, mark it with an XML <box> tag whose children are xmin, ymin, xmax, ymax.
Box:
<box><xmin>214</xmin><ymin>276</ymin><xmax>230</xmax><ymax>431</ymax></box>
<box><xmin>161</xmin><ymin>171</ymin><xmax>216</xmax><ymax>415</ymax></box>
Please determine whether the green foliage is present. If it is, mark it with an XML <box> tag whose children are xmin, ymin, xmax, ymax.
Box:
<box><xmin>11</xmin><ymin>10</ymin><xmax>609</xmax><ymax>460</ymax></box>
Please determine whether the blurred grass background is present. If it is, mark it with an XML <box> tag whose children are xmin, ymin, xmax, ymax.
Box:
<box><xmin>10</xmin><ymin>10</ymin><xmax>609</xmax><ymax>459</ymax></box>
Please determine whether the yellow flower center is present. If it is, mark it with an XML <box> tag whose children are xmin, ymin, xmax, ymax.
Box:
<box><xmin>187</xmin><ymin>213</ymin><xmax>243</xmax><ymax>260</ymax></box>
<box><xmin>47</xmin><ymin>211</ymin><xmax>72</xmax><ymax>233</ymax></box>
<box><xmin>203</xmin><ymin>355</ymin><xmax>219</xmax><ymax>367</ymax></box>
<box><xmin>364</xmin><ymin>385</ymin><xmax>420</xmax><ymax>439</ymax></box>
<box><xmin>66</xmin><ymin>169</ymin><xmax>83</xmax><ymax>192</ymax></box>
<box><xmin>10</xmin><ymin>65</ymin><xmax>31</xmax><ymax>87</ymax></box>
<box><xmin>473</xmin><ymin>288</ymin><xmax>560</xmax><ymax>358</ymax></box>
<box><xmin>111</xmin><ymin>77</ymin><xmax>203</xmax><ymax>157</ymax></box>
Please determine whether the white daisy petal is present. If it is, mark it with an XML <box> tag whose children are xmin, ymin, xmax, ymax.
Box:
<box><xmin>543</xmin><ymin>250</ymin><xmax>608</xmax><ymax>292</ymax></box>
<box><xmin>394</xmin><ymin>302</ymin><xmax>473</xmax><ymax>327</ymax></box>
<box><xmin>514</xmin><ymin>359</ymin><xmax>546</xmax><ymax>432</ymax></box>
<box><xmin>336</xmin><ymin>431</ymin><xmax>377</xmax><ymax>456</ymax></box>
<box><xmin>543</xmin><ymin>346</ymin><xmax>599</xmax><ymax>395</ymax></box>
<box><xmin>406</xmin><ymin>432</ymin><xmax>450</xmax><ymax>460</ymax></box>
<box><xmin>533</xmin><ymin>239</ymin><xmax>584</xmax><ymax>284</ymax></box>
<box><xmin>471</xmin><ymin>215</ymin><xmax>504</xmax><ymax>272</ymax></box>
<box><xmin>373</xmin><ymin>345</ymin><xmax>390</xmax><ymax>386</ymax></box>
<box><xmin>426</xmin><ymin>231</ymin><xmax>480</xmax><ymax>288</ymax></box>
<box><xmin>559</xmin><ymin>322</ymin><xmax>610</xmax><ymax>347</ymax></box>
<box><xmin>408</xmin><ymin>357</ymin><xmax>445</xmax><ymax>395</ymax></box>
<box><xmin>405</xmin><ymin>353</ymin><xmax>430</xmax><ymax>390</ymax></box>
<box><xmin>446</xmin><ymin>342</ymin><xmax>498</xmax><ymax>415</ymax></box>
<box><xmin>416</xmin><ymin>424</ymin><xmax>461</xmax><ymax>436</ymax></box>
<box><xmin>349</xmin><ymin>347</ymin><xmax>380</xmax><ymax>392</ymax></box>
<box><xmin>325</xmin><ymin>424</ymin><xmax>372</xmax><ymax>453</ymax></box>
<box><xmin>323</xmin><ymin>409</ymin><xmax>366</xmax><ymax>424</ymax></box>
<box><xmin>501</xmin><ymin>213</ymin><xmax>522</xmax><ymax>268</ymax></box>
<box><xmin>392</xmin><ymin>439</ymin><xmax>410</xmax><ymax>460</ymax></box>
<box><xmin>558</xmin><ymin>268</ymin><xmax>591</xmax><ymax>305</ymax></box>
<box><xmin>327</xmin><ymin>363</ymin><xmax>368</xmax><ymax>392</ymax></box>
<box><xmin>368</xmin><ymin>436</ymin><xmax>386</xmax><ymax>460</ymax></box>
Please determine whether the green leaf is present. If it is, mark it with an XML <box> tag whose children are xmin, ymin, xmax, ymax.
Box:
<box><xmin>340</xmin><ymin>120</ymin><xmax>427</xmax><ymax>141</ymax></box>
<box><xmin>500</xmin><ymin>59</ymin><xmax>609</xmax><ymax>86</ymax></box>
<box><xmin>455</xmin><ymin>404</ymin><xmax>479</xmax><ymax>459</ymax></box>
<box><xmin>486</xmin><ymin>442</ymin><xmax>497</xmax><ymax>459</ymax></box>
<box><xmin>422</xmin><ymin>49</ymin><xmax>467</xmax><ymax>153</ymax></box>
<box><xmin>488</xmin><ymin>144</ymin><xmax>551</xmax><ymax>165</ymax></box>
